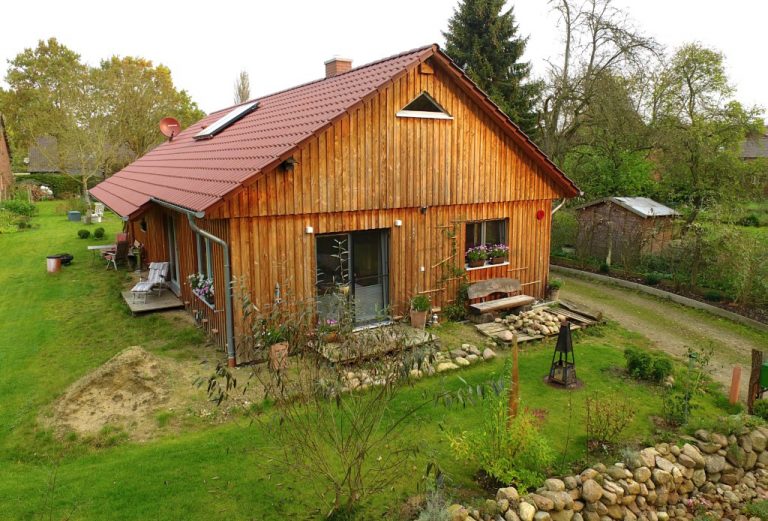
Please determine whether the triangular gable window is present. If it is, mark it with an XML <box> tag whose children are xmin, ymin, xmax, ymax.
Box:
<box><xmin>397</xmin><ymin>92</ymin><xmax>452</xmax><ymax>120</ymax></box>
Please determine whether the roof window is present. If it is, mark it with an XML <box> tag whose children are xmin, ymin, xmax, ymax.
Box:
<box><xmin>194</xmin><ymin>101</ymin><xmax>259</xmax><ymax>140</ymax></box>
<box><xmin>397</xmin><ymin>92</ymin><xmax>452</xmax><ymax>120</ymax></box>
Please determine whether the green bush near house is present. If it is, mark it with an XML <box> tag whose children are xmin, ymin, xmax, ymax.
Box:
<box><xmin>77</xmin><ymin>229</ymin><xmax>91</xmax><ymax>239</ymax></box>
<box><xmin>624</xmin><ymin>347</ymin><xmax>673</xmax><ymax>383</ymax></box>
<box><xmin>1</xmin><ymin>199</ymin><xmax>37</xmax><ymax>217</ymax></box>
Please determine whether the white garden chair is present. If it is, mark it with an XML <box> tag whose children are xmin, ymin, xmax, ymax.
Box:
<box><xmin>130</xmin><ymin>262</ymin><xmax>170</xmax><ymax>303</ymax></box>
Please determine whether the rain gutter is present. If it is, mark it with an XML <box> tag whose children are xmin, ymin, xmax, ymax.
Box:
<box><xmin>150</xmin><ymin>198</ymin><xmax>236</xmax><ymax>367</ymax></box>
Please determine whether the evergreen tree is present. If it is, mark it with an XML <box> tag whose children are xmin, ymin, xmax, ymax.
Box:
<box><xmin>443</xmin><ymin>0</ymin><xmax>541</xmax><ymax>136</ymax></box>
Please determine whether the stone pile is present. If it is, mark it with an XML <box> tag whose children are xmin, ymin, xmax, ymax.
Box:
<box><xmin>447</xmin><ymin>424</ymin><xmax>768</xmax><ymax>521</ymax></box>
<box><xmin>342</xmin><ymin>343</ymin><xmax>498</xmax><ymax>390</ymax></box>
<box><xmin>496</xmin><ymin>309</ymin><xmax>567</xmax><ymax>339</ymax></box>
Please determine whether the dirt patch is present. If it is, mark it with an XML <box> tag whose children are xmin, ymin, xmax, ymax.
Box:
<box><xmin>48</xmin><ymin>346</ymin><xmax>262</xmax><ymax>442</ymax></box>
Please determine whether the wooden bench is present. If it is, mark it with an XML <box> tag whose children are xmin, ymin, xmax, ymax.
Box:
<box><xmin>468</xmin><ymin>278</ymin><xmax>535</xmax><ymax>316</ymax></box>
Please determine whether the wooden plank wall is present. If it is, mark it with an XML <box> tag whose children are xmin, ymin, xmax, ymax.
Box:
<box><xmin>208</xmin><ymin>58</ymin><xmax>561</xmax><ymax>221</ymax></box>
<box><xmin>130</xmin><ymin>207</ymin><xmax>228</xmax><ymax>348</ymax></box>
<box><xmin>228</xmin><ymin>200</ymin><xmax>552</xmax><ymax>322</ymax></box>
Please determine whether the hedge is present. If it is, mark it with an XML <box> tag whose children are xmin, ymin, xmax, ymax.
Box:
<box><xmin>14</xmin><ymin>174</ymin><xmax>101</xmax><ymax>198</ymax></box>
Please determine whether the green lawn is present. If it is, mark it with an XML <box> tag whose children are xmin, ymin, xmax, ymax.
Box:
<box><xmin>0</xmin><ymin>202</ymin><xmax>736</xmax><ymax>520</ymax></box>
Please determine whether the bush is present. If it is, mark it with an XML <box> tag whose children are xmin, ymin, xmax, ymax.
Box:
<box><xmin>624</xmin><ymin>348</ymin><xmax>673</xmax><ymax>383</ymax></box>
<box><xmin>743</xmin><ymin>500</ymin><xmax>768</xmax><ymax>520</ymax></box>
<box><xmin>551</xmin><ymin>210</ymin><xmax>578</xmax><ymax>256</ymax></box>
<box><xmin>585</xmin><ymin>392</ymin><xmax>636</xmax><ymax>450</ymax></box>
<box><xmin>738</xmin><ymin>213</ymin><xmax>761</xmax><ymax>227</ymax></box>
<box><xmin>752</xmin><ymin>400</ymin><xmax>768</xmax><ymax>421</ymax></box>
<box><xmin>599</xmin><ymin>263</ymin><xmax>610</xmax><ymax>273</ymax></box>
<box><xmin>445</xmin><ymin>394</ymin><xmax>555</xmax><ymax>491</ymax></box>
<box><xmin>643</xmin><ymin>272</ymin><xmax>663</xmax><ymax>285</ymax></box>
<box><xmin>93</xmin><ymin>227</ymin><xmax>105</xmax><ymax>239</ymax></box>
<box><xmin>77</xmin><ymin>229</ymin><xmax>91</xmax><ymax>239</ymax></box>
<box><xmin>702</xmin><ymin>290</ymin><xmax>723</xmax><ymax>302</ymax></box>
<box><xmin>1</xmin><ymin>199</ymin><xmax>37</xmax><ymax>217</ymax></box>
<box><xmin>18</xmin><ymin>173</ymin><xmax>99</xmax><ymax>198</ymax></box>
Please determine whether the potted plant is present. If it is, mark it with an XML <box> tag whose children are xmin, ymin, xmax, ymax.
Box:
<box><xmin>265</xmin><ymin>326</ymin><xmax>289</xmax><ymax>372</ymax></box>
<box><xmin>547</xmin><ymin>278</ymin><xmax>563</xmax><ymax>301</ymax></box>
<box><xmin>410</xmin><ymin>294</ymin><xmax>431</xmax><ymax>329</ymax></box>
<box><xmin>466</xmin><ymin>245</ymin><xmax>488</xmax><ymax>268</ymax></box>
<box><xmin>488</xmin><ymin>243</ymin><xmax>509</xmax><ymax>264</ymax></box>
<box><xmin>318</xmin><ymin>318</ymin><xmax>340</xmax><ymax>343</ymax></box>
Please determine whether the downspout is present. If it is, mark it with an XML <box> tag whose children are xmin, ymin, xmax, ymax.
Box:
<box><xmin>150</xmin><ymin>198</ymin><xmax>237</xmax><ymax>367</ymax></box>
<box><xmin>551</xmin><ymin>199</ymin><xmax>567</xmax><ymax>215</ymax></box>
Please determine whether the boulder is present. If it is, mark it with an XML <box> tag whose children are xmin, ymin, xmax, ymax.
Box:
<box><xmin>581</xmin><ymin>479</ymin><xmax>602</xmax><ymax>503</ymax></box>
<box><xmin>483</xmin><ymin>348</ymin><xmax>497</xmax><ymax>360</ymax></box>
<box><xmin>634</xmin><ymin>467</ymin><xmax>651</xmax><ymax>483</ymax></box>
<box><xmin>447</xmin><ymin>504</ymin><xmax>469</xmax><ymax>521</ymax></box>
<box><xmin>655</xmin><ymin>456</ymin><xmax>674</xmax><ymax>473</ymax></box>
<box><xmin>518</xmin><ymin>502</ymin><xmax>536</xmax><ymax>521</ymax></box>
<box><xmin>750</xmin><ymin>430</ymin><xmax>768</xmax><ymax>452</ymax></box>
<box><xmin>497</xmin><ymin>487</ymin><xmax>520</xmax><ymax>503</ymax></box>
<box><xmin>545</xmin><ymin>478</ymin><xmax>566</xmax><ymax>492</ymax></box>
<box><xmin>436</xmin><ymin>362</ymin><xmax>459</xmax><ymax>373</ymax></box>
<box><xmin>681</xmin><ymin>443</ymin><xmax>706</xmax><ymax>469</ymax></box>
<box><xmin>454</xmin><ymin>356</ymin><xmax>470</xmax><ymax>367</ymax></box>
<box><xmin>705</xmin><ymin>454</ymin><xmax>726</xmax><ymax>474</ymax></box>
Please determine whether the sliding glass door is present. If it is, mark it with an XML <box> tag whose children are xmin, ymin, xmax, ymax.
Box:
<box><xmin>316</xmin><ymin>230</ymin><xmax>389</xmax><ymax>325</ymax></box>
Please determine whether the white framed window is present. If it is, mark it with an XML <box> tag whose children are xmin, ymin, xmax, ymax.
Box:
<box><xmin>396</xmin><ymin>91</ymin><xmax>453</xmax><ymax>120</ymax></box>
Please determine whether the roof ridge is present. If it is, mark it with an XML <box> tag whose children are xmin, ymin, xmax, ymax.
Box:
<box><xmin>207</xmin><ymin>44</ymin><xmax>435</xmax><ymax>117</ymax></box>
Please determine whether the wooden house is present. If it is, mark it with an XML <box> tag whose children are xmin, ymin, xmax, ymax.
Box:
<box><xmin>91</xmin><ymin>44</ymin><xmax>580</xmax><ymax>365</ymax></box>
<box><xmin>575</xmin><ymin>197</ymin><xmax>679</xmax><ymax>266</ymax></box>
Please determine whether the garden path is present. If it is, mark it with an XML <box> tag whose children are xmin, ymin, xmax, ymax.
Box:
<box><xmin>559</xmin><ymin>274</ymin><xmax>768</xmax><ymax>400</ymax></box>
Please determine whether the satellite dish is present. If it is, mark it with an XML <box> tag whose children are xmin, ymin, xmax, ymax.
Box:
<box><xmin>159</xmin><ymin>117</ymin><xmax>181</xmax><ymax>140</ymax></box>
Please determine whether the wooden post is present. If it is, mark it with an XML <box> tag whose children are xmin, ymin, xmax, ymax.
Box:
<box><xmin>508</xmin><ymin>334</ymin><xmax>519</xmax><ymax>422</ymax></box>
<box><xmin>748</xmin><ymin>349</ymin><xmax>763</xmax><ymax>414</ymax></box>
<box><xmin>729</xmin><ymin>366</ymin><xmax>741</xmax><ymax>405</ymax></box>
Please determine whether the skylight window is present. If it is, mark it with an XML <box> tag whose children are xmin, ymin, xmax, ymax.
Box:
<box><xmin>396</xmin><ymin>92</ymin><xmax>452</xmax><ymax>120</ymax></box>
<box><xmin>194</xmin><ymin>101</ymin><xmax>259</xmax><ymax>140</ymax></box>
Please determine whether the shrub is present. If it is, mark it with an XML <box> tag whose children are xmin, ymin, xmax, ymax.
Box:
<box><xmin>753</xmin><ymin>400</ymin><xmax>768</xmax><ymax>421</ymax></box>
<box><xmin>585</xmin><ymin>392</ymin><xmax>636</xmax><ymax>451</ymax></box>
<box><xmin>411</xmin><ymin>294</ymin><xmax>431</xmax><ymax>312</ymax></box>
<box><xmin>643</xmin><ymin>272</ymin><xmax>663</xmax><ymax>285</ymax></box>
<box><xmin>445</xmin><ymin>394</ymin><xmax>555</xmax><ymax>491</ymax></box>
<box><xmin>738</xmin><ymin>213</ymin><xmax>761</xmax><ymax>227</ymax></box>
<box><xmin>416</xmin><ymin>490</ymin><xmax>450</xmax><ymax>521</ymax></box>
<box><xmin>77</xmin><ymin>229</ymin><xmax>91</xmax><ymax>239</ymax></box>
<box><xmin>93</xmin><ymin>227</ymin><xmax>105</xmax><ymax>239</ymax></box>
<box><xmin>743</xmin><ymin>500</ymin><xmax>768</xmax><ymax>520</ymax></box>
<box><xmin>2</xmin><ymin>199</ymin><xmax>37</xmax><ymax>217</ymax></box>
<box><xmin>599</xmin><ymin>263</ymin><xmax>610</xmax><ymax>273</ymax></box>
<box><xmin>20</xmin><ymin>173</ymin><xmax>99</xmax><ymax>198</ymax></box>
<box><xmin>551</xmin><ymin>210</ymin><xmax>578</xmax><ymax>256</ymax></box>
<box><xmin>703</xmin><ymin>290</ymin><xmax>723</xmax><ymax>302</ymax></box>
<box><xmin>624</xmin><ymin>348</ymin><xmax>673</xmax><ymax>383</ymax></box>
<box><xmin>442</xmin><ymin>283</ymin><xmax>468</xmax><ymax>322</ymax></box>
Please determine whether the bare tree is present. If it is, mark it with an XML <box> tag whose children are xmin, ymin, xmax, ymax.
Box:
<box><xmin>539</xmin><ymin>0</ymin><xmax>660</xmax><ymax>164</ymax></box>
<box><xmin>233</xmin><ymin>70</ymin><xmax>251</xmax><ymax>104</ymax></box>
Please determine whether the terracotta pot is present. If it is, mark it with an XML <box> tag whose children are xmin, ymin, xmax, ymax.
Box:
<box><xmin>548</xmin><ymin>288</ymin><xmax>561</xmax><ymax>301</ymax></box>
<box><xmin>468</xmin><ymin>258</ymin><xmax>486</xmax><ymax>268</ymax></box>
<box><xmin>490</xmin><ymin>256</ymin><xmax>507</xmax><ymax>265</ymax></box>
<box><xmin>410</xmin><ymin>309</ymin><xmax>428</xmax><ymax>329</ymax></box>
<box><xmin>269</xmin><ymin>341</ymin><xmax>289</xmax><ymax>371</ymax></box>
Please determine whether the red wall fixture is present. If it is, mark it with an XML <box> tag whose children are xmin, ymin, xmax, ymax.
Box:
<box><xmin>536</xmin><ymin>209</ymin><xmax>545</xmax><ymax>220</ymax></box>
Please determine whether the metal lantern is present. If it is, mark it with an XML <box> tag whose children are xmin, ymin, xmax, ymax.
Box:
<box><xmin>548</xmin><ymin>321</ymin><xmax>577</xmax><ymax>387</ymax></box>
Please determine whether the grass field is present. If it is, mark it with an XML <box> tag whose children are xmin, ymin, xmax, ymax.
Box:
<box><xmin>0</xmin><ymin>201</ymin><xmax>738</xmax><ymax>520</ymax></box>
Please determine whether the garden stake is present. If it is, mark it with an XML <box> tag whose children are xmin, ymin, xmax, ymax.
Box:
<box><xmin>729</xmin><ymin>366</ymin><xmax>741</xmax><ymax>405</ymax></box>
<box><xmin>508</xmin><ymin>333</ymin><xmax>519</xmax><ymax>423</ymax></box>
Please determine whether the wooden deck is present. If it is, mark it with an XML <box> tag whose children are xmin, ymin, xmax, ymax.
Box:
<box><xmin>121</xmin><ymin>289</ymin><xmax>184</xmax><ymax>314</ymax></box>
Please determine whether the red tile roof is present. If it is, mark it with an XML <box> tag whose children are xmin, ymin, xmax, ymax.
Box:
<box><xmin>92</xmin><ymin>44</ymin><xmax>578</xmax><ymax>218</ymax></box>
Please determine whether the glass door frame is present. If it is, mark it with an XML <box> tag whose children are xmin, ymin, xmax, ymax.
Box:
<box><xmin>164</xmin><ymin>213</ymin><xmax>181</xmax><ymax>295</ymax></box>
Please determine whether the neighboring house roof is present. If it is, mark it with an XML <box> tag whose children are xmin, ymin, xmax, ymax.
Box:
<box><xmin>92</xmin><ymin>44</ymin><xmax>580</xmax><ymax>219</ymax></box>
<box><xmin>741</xmin><ymin>133</ymin><xmax>768</xmax><ymax>159</ymax></box>
<box><xmin>576</xmin><ymin>197</ymin><xmax>680</xmax><ymax>218</ymax></box>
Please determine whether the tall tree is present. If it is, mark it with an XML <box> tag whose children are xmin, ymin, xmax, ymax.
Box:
<box><xmin>233</xmin><ymin>70</ymin><xmax>251</xmax><ymax>104</ymax></box>
<box><xmin>650</xmin><ymin>44</ymin><xmax>762</xmax><ymax>220</ymax></box>
<box><xmin>443</xmin><ymin>0</ymin><xmax>541</xmax><ymax>136</ymax></box>
<box><xmin>539</xmin><ymin>0</ymin><xmax>659</xmax><ymax>164</ymax></box>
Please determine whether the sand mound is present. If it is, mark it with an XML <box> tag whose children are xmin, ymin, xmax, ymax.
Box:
<box><xmin>52</xmin><ymin>346</ymin><xmax>174</xmax><ymax>437</ymax></box>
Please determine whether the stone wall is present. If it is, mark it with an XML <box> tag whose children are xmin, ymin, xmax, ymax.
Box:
<box><xmin>450</xmin><ymin>425</ymin><xmax>768</xmax><ymax>521</ymax></box>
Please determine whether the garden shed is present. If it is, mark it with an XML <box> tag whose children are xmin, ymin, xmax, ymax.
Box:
<box><xmin>91</xmin><ymin>44</ymin><xmax>580</xmax><ymax>365</ymax></box>
<box><xmin>575</xmin><ymin>197</ymin><xmax>679</xmax><ymax>265</ymax></box>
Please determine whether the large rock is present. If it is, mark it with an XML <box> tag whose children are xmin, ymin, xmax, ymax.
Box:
<box><xmin>482</xmin><ymin>348</ymin><xmax>497</xmax><ymax>360</ymax></box>
<box><xmin>518</xmin><ymin>502</ymin><xmax>536</xmax><ymax>521</ymax></box>
<box><xmin>634</xmin><ymin>466</ymin><xmax>651</xmax><ymax>483</ymax></box>
<box><xmin>549</xmin><ymin>510</ymin><xmax>574</xmax><ymax>521</ymax></box>
<box><xmin>447</xmin><ymin>504</ymin><xmax>469</xmax><ymax>521</ymax></box>
<box><xmin>692</xmin><ymin>469</ymin><xmax>706</xmax><ymax>487</ymax></box>
<box><xmin>705</xmin><ymin>454</ymin><xmax>726</xmax><ymax>474</ymax></box>
<box><xmin>533</xmin><ymin>512</ymin><xmax>552</xmax><ymax>521</ymax></box>
<box><xmin>529</xmin><ymin>494</ymin><xmax>554</xmax><ymax>511</ymax></box>
<box><xmin>436</xmin><ymin>362</ymin><xmax>459</xmax><ymax>373</ymax></box>
<box><xmin>545</xmin><ymin>478</ymin><xmax>566</xmax><ymax>492</ymax></box>
<box><xmin>454</xmin><ymin>356</ymin><xmax>470</xmax><ymax>367</ymax></box>
<box><xmin>639</xmin><ymin>448</ymin><xmax>658</xmax><ymax>468</ymax></box>
<box><xmin>750</xmin><ymin>430</ymin><xmax>768</xmax><ymax>452</ymax></box>
<box><xmin>652</xmin><ymin>469</ymin><xmax>672</xmax><ymax>486</ymax></box>
<box><xmin>681</xmin><ymin>443</ymin><xmax>706</xmax><ymax>469</ymax></box>
<box><xmin>655</xmin><ymin>456</ymin><xmax>674</xmax><ymax>473</ymax></box>
<box><xmin>497</xmin><ymin>487</ymin><xmax>520</xmax><ymax>503</ymax></box>
<box><xmin>581</xmin><ymin>479</ymin><xmax>602</xmax><ymax>503</ymax></box>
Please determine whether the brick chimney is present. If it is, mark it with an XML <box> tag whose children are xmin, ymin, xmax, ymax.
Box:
<box><xmin>324</xmin><ymin>57</ymin><xmax>352</xmax><ymax>78</ymax></box>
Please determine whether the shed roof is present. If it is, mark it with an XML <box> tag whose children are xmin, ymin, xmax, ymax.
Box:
<box><xmin>92</xmin><ymin>44</ymin><xmax>579</xmax><ymax>219</ymax></box>
<box><xmin>577</xmin><ymin>197</ymin><xmax>679</xmax><ymax>218</ymax></box>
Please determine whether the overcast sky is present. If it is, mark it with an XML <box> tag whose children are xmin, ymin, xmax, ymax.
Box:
<box><xmin>1</xmin><ymin>0</ymin><xmax>765</xmax><ymax>119</ymax></box>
